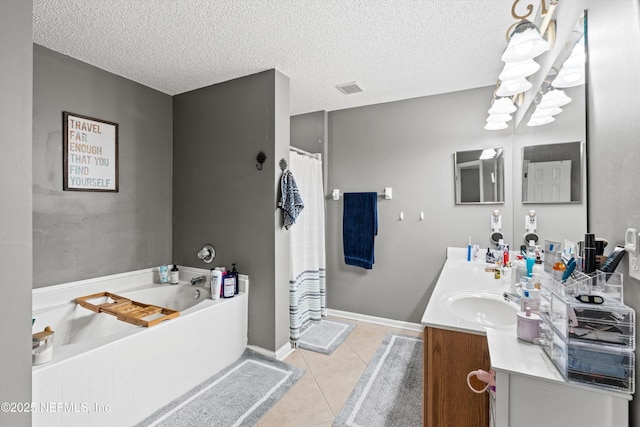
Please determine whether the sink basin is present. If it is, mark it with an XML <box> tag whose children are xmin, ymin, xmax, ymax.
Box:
<box><xmin>440</xmin><ymin>291</ymin><xmax>518</xmax><ymax>329</ymax></box>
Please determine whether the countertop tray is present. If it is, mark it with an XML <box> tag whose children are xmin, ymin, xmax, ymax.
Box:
<box><xmin>75</xmin><ymin>292</ymin><xmax>180</xmax><ymax>327</ymax></box>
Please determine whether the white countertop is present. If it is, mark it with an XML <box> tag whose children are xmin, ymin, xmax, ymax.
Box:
<box><xmin>421</xmin><ymin>249</ymin><xmax>518</xmax><ymax>335</ymax></box>
<box><xmin>422</xmin><ymin>248</ymin><xmax>632</xmax><ymax>400</ymax></box>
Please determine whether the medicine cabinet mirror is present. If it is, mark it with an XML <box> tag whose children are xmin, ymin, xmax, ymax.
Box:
<box><xmin>522</xmin><ymin>141</ymin><xmax>582</xmax><ymax>203</ymax></box>
<box><xmin>454</xmin><ymin>147</ymin><xmax>505</xmax><ymax>204</ymax></box>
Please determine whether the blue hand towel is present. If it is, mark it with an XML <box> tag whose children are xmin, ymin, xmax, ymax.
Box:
<box><xmin>280</xmin><ymin>170</ymin><xmax>304</xmax><ymax>230</ymax></box>
<box><xmin>343</xmin><ymin>192</ymin><xmax>378</xmax><ymax>269</ymax></box>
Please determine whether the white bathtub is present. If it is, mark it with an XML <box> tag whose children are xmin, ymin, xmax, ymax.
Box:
<box><xmin>32</xmin><ymin>267</ymin><xmax>248</xmax><ymax>426</ymax></box>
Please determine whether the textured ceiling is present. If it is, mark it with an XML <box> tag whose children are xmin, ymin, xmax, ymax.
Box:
<box><xmin>33</xmin><ymin>0</ymin><xmax>529</xmax><ymax>115</ymax></box>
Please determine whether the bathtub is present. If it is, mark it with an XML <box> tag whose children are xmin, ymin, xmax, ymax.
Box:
<box><xmin>31</xmin><ymin>267</ymin><xmax>248</xmax><ymax>426</ymax></box>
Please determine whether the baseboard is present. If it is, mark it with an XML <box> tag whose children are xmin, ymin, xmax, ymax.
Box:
<box><xmin>326</xmin><ymin>309</ymin><xmax>424</xmax><ymax>332</ymax></box>
<box><xmin>247</xmin><ymin>341</ymin><xmax>295</xmax><ymax>361</ymax></box>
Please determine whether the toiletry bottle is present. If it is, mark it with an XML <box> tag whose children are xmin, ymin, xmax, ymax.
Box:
<box><xmin>222</xmin><ymin>269</ymin><xmax>236</xmax><ymax>298</ymax></box>
<box><xmin>170</xmin><ymin>265</ymin><xmax>179</xmax><ymax>284</ymax></box>
<box><xmin>520</xmin><ymin>278</ymin><xmax>540</xmax><ymax>313</ymax></box>
<box><xmin>211</xmin><ymin>268</ymin><xmax>222</xmax><ymax>300</ymax></box>
<box><xmin>159</xmin><ymin>265</ymin><xmax>169</xmax><ymax>283</ymax></box>
<box><xmin>232</xmin><ymin>263</ymin><xmax>239</xmax><ymax>294</ymax></box>
<box><xmin>533</xmin><ymin>256</ymin><xmax>544</xmax><ymax>276</ymax></box>
<box><xmin>552</xmin><ymin>252</ymin><xmax>566</xmax><ymax>282</ymax></box>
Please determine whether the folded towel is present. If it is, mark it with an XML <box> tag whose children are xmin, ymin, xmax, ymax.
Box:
<box><xmin>280</xmin><ymin>170</ymin><xmax>304</xmax><ymax>230</ymax></box>
<box><xmin>343</xmin><ymin>192</ymin><xmax>378</xmax><ymax>269</ymax></box>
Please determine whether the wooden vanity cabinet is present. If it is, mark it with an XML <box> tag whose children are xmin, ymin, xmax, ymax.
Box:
<box><xmin>423</xmin><ymin>326</ymin><xmax>490</xmax><ymax>427</ymax></box>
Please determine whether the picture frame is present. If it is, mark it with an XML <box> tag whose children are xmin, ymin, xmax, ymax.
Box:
<box><xmin>63</xmin><ymin>111</ymin><xmax>119</xmax><ymax>192</ymax></box>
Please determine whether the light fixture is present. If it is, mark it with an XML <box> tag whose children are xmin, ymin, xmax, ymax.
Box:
<box><xmin>498</xmin><ymin>59</ymin><xmax>541</xmax><ymax>81</ymax></box>
<box><xmin>527</xmin><ymin>115</ymin><xmax>555</xmax><ymax>127</ymax></box>
<box><xmin>484</xmin><ymin>121</ymin><xmax>509</xmax><ymax>131</ymax></box>
<box><xmin>501</xmin><ymin>20</ymin><xmax>549</xmax><ymax>63</ymax></box>
<box><xmin>480</xmin><ymin>148</ymin><xmax>497</xmax><ymax>160</ymax></box>
<box><xmin>488</xmin><ymin>97</ymin><xmax>517</xmax><ymax>114</ymax></box>
<box><xmin>496</xmin><ymin>77</ymin><xmax>533</xmax><ymax>97</ymax></box>
<box><xmin>552</xmin><ymin>36</ymin><xmax>585</xmax><ymax>88</ymax></box>
<box><xmin>537</xmin><ymin>88</ymin><xmax>572</xmax><ymax>108</ymax></box>
<box><xmin>486</xmin><ymin>113</ymin><xmax>512</xmax><ymax>123</ymax></box>
<box><xmin>531</xmin><ymin>106</ymin><xmax>562</xmax><ymax>117</ymax></box>
<box><xmin>485</xmin><ymin>1</ymin><xmax>558</xmax><ymax>130</ymax></box>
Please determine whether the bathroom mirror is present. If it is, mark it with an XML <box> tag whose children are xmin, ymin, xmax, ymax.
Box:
<box><xmin>522</xmin><ymin>141</ymin><xmax>582</xmax><ymax>203</ymax></box>
<box><xmin>454</xmin><ymin>148</ymin><xmax>504</xmax><ymax>204</ymax></box>
<box><xmin>511</xmin><ymin>9</ymin><xmax>588</xmax><ymax>244</ymax></box>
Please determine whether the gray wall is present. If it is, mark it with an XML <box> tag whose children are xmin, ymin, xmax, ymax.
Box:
<box><xmin>32</xmin><ymin>45</ymin><xmax>173</xmax><ymax>287</ymax></box>
<box><xmin>173</xmin><ymin>69</ymin><xmax>291</xmax><ymax>352</ymax></box>
<box><xmin>291</xmin><ymin>110</ymin><xmax>329</xmax><ymax>191</ymax></box>
<box><xmin>327</xmin><ymin>87</ymin><xmax>513</xmax><ymax>323</ymax></box>
<box><xmin>584</xmin><ymin>0</ymin><xmax>640</xmax><ymax>423</ymax></box>
<box><xmin>0</xmin><ymin>0</ymin><xmax>32</xmax><ymax>425</ymax></box>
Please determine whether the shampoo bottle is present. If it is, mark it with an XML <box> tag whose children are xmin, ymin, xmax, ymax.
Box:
<box><xmin>170</xmin><ymin>265</ymin><xmax>179</xmax><ymax>284</ymax></box>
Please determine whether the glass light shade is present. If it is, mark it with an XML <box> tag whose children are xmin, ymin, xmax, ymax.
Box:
<box><xmin>479</xmin><ymin>148</ymin><xmax>497</xmax><ymax>159</ymax></box>
<box><xmin>532</xmin><ymin>107</ymin><xmax>562</xmax><ymax>117</ymax></box>
<box><xmin>538</xmin><ymin>89</ymin><xmax>572</xmax><ymax>108</ymax></box>
<box><xmin>486</xmin><ymin>113</ymin><xmax>512</xmax><ymax>123</ymax></box>
<box><xmin>498</xmin><ymin>59</ymin><xmax>540</xmax><ymax>81</ymax></box>
<box><xmin>527</xmin><ymin>115</ymin><xmax>555</xmax><ymax>127</ymax></box>
<box><xmin>488</xmin><ymin>97</ymin><xmax>517</xmax><ymax>114</ymax></box>
<box><xmin>496</xmin><ymin>78</ymin><xmax>532</xmax><ymax>97</ymax></box>
<box><xmin>501</xmin><ymin>20</ymin><xmax>549</xmax><ymax>63</ymax></box>
<box><xmin>484</xmin><ymin>121</ymin><xmax>508</xmax><ymax>130</ymax></box>
<box><xmin>553</xmin><ymin>68</ymin><xmax>584</xmax><ymax>88</ymax></box>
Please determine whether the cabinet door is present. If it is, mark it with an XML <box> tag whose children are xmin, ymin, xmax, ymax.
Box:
<box><xmin>424</xmin><ymin>327</ymin><xmax>490</xmax><ymax>427</ymax></box>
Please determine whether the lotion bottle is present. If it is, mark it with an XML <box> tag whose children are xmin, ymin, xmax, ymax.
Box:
<box><xmin>210</xmin><ymin>269</ymin><xmax>222</xmax><ymax>300</ymax></box>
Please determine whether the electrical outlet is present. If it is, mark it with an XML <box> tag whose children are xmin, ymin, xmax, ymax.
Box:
<box><xmin>624</xmin><ymin>228</ymin><xmax>640</xmax><ymax>281</ymax></box>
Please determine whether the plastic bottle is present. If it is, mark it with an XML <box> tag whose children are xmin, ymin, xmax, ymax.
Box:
<box><xmin>521</xmin><ymin>279</ymin><xmax>540</xmax><ymax>313</ymax></box>
<box><xmin>211</xmin><ymin>269</ymin><xmax>222</xmax><ymax>300</ymax></box>
<box><xmin>170</xmin><ymin>265</ymin><xmax>179</xmax><ymax>284</ymax></box>
<box><xmin>232</xmin><ymin>263</ymin><xmax>239</xmax><ymax>294</ymax></box>
<box><xmin>222</xmin><ymin>269</ymin><xmax>236</xmax><ymax>298</ymax></box>
<box><xmin>552</xmin><ymin>252</ymin><xmax>566</xmax><ymax>282</ymax></box>
<box><xmin>159</xmin><ymin>265</ymin><xmax>169</xmax><ymax>283</ymax></box>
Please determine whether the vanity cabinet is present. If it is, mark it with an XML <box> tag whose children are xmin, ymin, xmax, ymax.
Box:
<box><xmin>423</xmin><ymin>326</ymin><xmax>490</xmax><ymax>427</ymax></box>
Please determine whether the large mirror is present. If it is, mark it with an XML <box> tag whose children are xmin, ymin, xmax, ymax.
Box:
<box><xmin>513</xmin><ymin>9</ymin><xmax>587</xmax><ymax>244</ymax></box>
<box><xmin>522</xmin><ymin>141</ymin><xmax>582</xmax><ymax>203</ymax></box>
<box><xmin>454</xmin><ymin>148</ymin><xmax>505</xmax><ymax>204</ymax></box>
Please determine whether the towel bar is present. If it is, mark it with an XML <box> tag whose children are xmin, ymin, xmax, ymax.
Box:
<box><xmin>331</xmin><ymin>188</ymin><xmax>392</xmax><ymax>201</ymax></box>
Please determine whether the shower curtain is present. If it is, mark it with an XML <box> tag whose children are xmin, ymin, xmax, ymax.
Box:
<box><xmin>288</xmin><ymin>150</ymin><xmax>326</xmax><ymax>345</ymax></box>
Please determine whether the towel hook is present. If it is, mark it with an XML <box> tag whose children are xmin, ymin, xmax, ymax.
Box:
<box><xmin>256</xmin><ymin>151</ymin><xmax>267</xmax><ymax>170</ymax></box>
<box><xmin>279</xmin><ymin>158</ymin><xmax>288</xmax><ymax>171</ymax></box>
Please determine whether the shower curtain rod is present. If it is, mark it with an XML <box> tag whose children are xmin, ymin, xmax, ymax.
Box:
<box><xmin>290</xmin><ymin>146</ymin><xmax>321</xmax><ymax>160</ymax></box>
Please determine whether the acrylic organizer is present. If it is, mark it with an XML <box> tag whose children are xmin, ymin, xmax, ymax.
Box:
<box><xmin>541</xmin><ymin>323</ymin><xmax>635</xmax><ymax>394</ymax></box>
<box><xmin>539</xmin><ymin>271</ymin><xmax>634</xmax><ymax>350</ymax></box>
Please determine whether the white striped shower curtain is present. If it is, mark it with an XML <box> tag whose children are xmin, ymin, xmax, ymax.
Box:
<box><xmin>288</xmin><ymin>150</ymin><xmax>326</xmax><ymax>345</ymax></box>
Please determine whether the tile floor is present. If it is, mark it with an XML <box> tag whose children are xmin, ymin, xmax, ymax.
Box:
<box><xmin>255</xmin><ymin>317</ymin><xmax>423</xmax><ymax>427</ymax></box>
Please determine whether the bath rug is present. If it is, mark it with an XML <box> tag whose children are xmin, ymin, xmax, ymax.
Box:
<box><xmin>136</xmin><ymin>348</ymin><xmax>304</xmax><ymax>427</ymax></box>
<box><xmin>297</xmin><ymin>318</ymin><xmax>356</xmax><ymax>355</ymax></box>
<box><xmin>333</xmin><ymin>333</ymin><xmax>423</xmax><ymax>427</ymax></box>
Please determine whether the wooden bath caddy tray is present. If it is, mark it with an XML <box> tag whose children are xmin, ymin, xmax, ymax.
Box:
<box><xmin>75</xmin><ymin>292</ymin><xmax>180</xmax><ymax>327</ymax></box>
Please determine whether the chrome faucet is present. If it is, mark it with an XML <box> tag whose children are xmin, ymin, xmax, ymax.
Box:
<box><xmin>503</xmin><ymin>291</ymin><xmax>520</xmax><ymax>303</ymax></box>
<box><xmin>190</xmin><ymin>275</ymin><xmax>206</xmax><ymax>286</ymax></box>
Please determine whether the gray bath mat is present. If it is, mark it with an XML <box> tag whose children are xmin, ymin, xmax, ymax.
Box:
<box><xmin>333</xmin><ymin>333</ymin><xmax>423</xmax><ymax>427</ymax></box>
<box><xmin>136</xmin><ymin>348</ymin><xmax>304</xmax><ymax>427</ymax></box>
<box><xmin>297</xmin><ymin>318</ymin><xmax>356</xmax><ymax>355</ymax></box>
